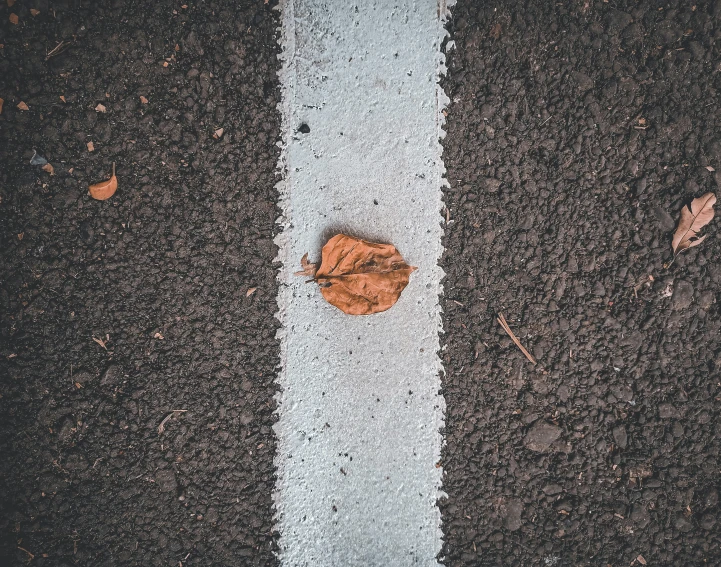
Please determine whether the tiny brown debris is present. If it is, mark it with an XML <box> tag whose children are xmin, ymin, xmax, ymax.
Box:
<box><xmin>9</xmin><ymin>12</ymin><xmax>18</xmax><ymax>24</ymax></box>
<box><xmin>490</xmin><ymin>23</ymin><xmax>502</xmax><ymax>40</ymax></box>
<box><xmin>636</xmin><ymin>555</ymin><xmax>647</xmax><ymax>566</ymax></box>
<box><xmin>87</xmin><ymin>141</ymin><xmax>95</xmax><ymax>152</ymax></box>
<box><xmin>671</xmin><ymin>192</ymin><xmax>716</xmax><ymax>256</ymax></box>
<box><xmin>17</xmin><ymin>101</ymin><xmax>29</xmax><ymax>111</ymax></box>
<box><xmin>30</xmin><ymin>8</ymin><xmax>40</xmax><ymax>15</ymax></box>
<box><xmin>246</xmin><ymin>287</ymin><xmax>257</xmax><ymax>297</ymax></box>
<box><xmin>497</xmin><ymin>313</ymin><xmax>537</xmax><ymax>365</ymax></box>
<box><xmin>95</xmin><ymin>103</ymin><xmax>106</xmax><ymax>113</ymax></box>
<box><xmin>154</xmin><ymin>332</ymin><xmax>164</xmax><ymax>340</ymax></box>
<box><xmin>7</xmin><ymin>0</ymin><xmax>17</xmax><ymax>6</ymax></box>
<box><xmin>17</xmin><ymin>232</ymin><xmax>24</xmax><ymax>241</ymax></box>
<box><xmin>213</xmin><ymin>127</ymin><xmax>224</xmax><ymax>139</ymax></box>
<box><xmin>92</xmin><ymin>335</ymin><xmax>108</xmax><ymax>350</ymax></box>
<box><xmin>706</xmin><ymin>165</ymin><xmax>715</xmax><ymax>172</ymax></box>
<box><xmin>174</xmin><ymin>43</ymin><xmax>180</xmax><ymax>51</ymax></box>
<box><xmin>59</xmin><ymin>95</ymin><xmax>66</xmax><ymax>103</ymax></box>
<box><xmin>89</xmin><ymin>163</ymin><xmax>117</xmax><ymax>200</ymax></box>
<box><xmin>0</xmin><ymin>98</ymin><xmax>4</xmax><ymax>114</ymax></box>
<box><xmin>162</xmin><ymin>61</ymin><xmax>169</xmax><ymax>67</ymax></box>
<box><xmin>42</xmin><ymin>163</ymin><xmax>54</xmax><ymax>175</ymax></box>
<box><xmin>139</xmin><ymin>95</ymin><xmax>149</xmax><ymax>104</ymax></box>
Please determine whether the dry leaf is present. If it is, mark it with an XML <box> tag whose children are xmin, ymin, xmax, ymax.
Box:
<box><xmin>30</xmin><ymin>8</ymin><xmax>40</xmax><ymax>15</ymax></box>
<box><xmin>42</xmin><ymin>163</ymin><xmax>54</xmax><ymax>175</ymax></box>
<box><xmin>59</xmin><ymin>95</ymin><xmax>66</xmax><ymax>103</ymax></box>
<box><xmin>294</xmin><ymin>253</ymin><xmax>317</xmax><ymax>278</ymax></box>
<box><xmin>672</xmin><ymin>192</ymin><xmax>716</xmax><ymax>255</ymax></box>
<box><xmin>296</xmin><ymin>234</ymin><xmax>416</xmax><ymax>315</ymax></box>
<box><xmin>490</xmin><ymin>23</ymin><xmax>502</xmax><ymax>39</ymax></box>
<box><xmin>7</xmin><ymin>0</ymin><xmax>16</xmax><ymax>6</ymax></box>
<box><xmin>246</xmin><ymin>287</ymin><xmax>257</xmax><ymax>297</ymax></box>
<box><xmin>17</xmin><ymin>101</ymin><xmax>29</xmax><ymax>110</ymax></box>
<box><xmin>89</xmin><ymin>162</ymin><xmax>118</xmax><ymax>200</ymax></box>
<box><xmin>17</xmin><ymin>232</ymin><xmax>23</xmax><ymax>240</ymax></box>
<box><xmin>213</xmin><ymin>127</ymin><xmax>224</xmax><ymax>139</ymax></box>
<box><xmin>706</xmin><ymin>165</ymin><xmax>715</xmax><ymax>172</ymax></box>
<box><xmin>0</xmin><ymin>98</ymin><xmax>4</xmax><ymax>114</ymax></box>
<box><xmin>154</xmin><ymin>332</ymin><xmax>164</xmax><ymax>340</ymax></box>
<box><xmin>87</xmin><ymin>141</ymin><xmax>94</xmax><ymax>152</ymax></box>
<box><xmin>95</xmin><ymin>103</ymin><xmax>106</xmax><ymax>113</ymax></box>
<box><xmin>139</xmin><ymin>95</ymin><xmax>148</xmax><ymax>104</ymax></box>
<box><xmin>636</xmin><ymin>555</ymin><xmax>647</xmax><ymax>566</ymax></box>
<box><xmin>162</xmin><ymin>61</ymin><xmax>169</xmax><ymax>67</ymax></box>
<box><xmin>9</xmin><ymin>12</ymin><xmax>18</xmax><ymax>24</ymax></box>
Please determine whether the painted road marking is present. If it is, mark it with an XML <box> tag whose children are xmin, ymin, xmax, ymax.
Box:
<box><xmin>274</xmin><ymin>1</ymin><xmax>451</xmax><ymax>565</ymax></box>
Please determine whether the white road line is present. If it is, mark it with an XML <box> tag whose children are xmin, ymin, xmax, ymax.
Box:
<box><xmin>274</xmin><ymin>1</ymin><xmax>451</xmax><ymax>565</ymax></box>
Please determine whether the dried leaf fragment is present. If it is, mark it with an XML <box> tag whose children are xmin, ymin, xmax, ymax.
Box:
<box><xmin>89</xmin><ymin>162</ymin><xmax>118</xmax><ymax>200</ymax></box>
<box><xmin>139</xmin><ymin>95</ymin><xmax>148</xmax><ymax>104</ymax></box>
<box><xmin>671</xmin><ymin>192</ymin><xmax>716</xmax><ymax>255</ymax></box>
<box><xmin>87</xmin><ymin>141</ymin><xmax>94</xmax><ymax>152</ymax></box>
<box><xmin>636</xmin><ymin>555</ymin><xmax>647</xmax><ymax>566</ymax></box>
<box><xmin>294</xmin><ymin>253</ymin><xmax>318</xmax><ymax>278</ymax></box>
<box><xmin>9</xmin><ymin>13</ymin><xmax>18</xmax><ymax>24</ymax></box>
<box><xmin>59</xmin><ymin>95</ymin><xmax>66</xmax><ymax>103</ymax></box>
<box><xmin>296</xmin><ymin>234</ymin><xmax>416</xmax><ymax>315</ymax></box>
<box><xmin>30</xmin><ymin>8</ymin><xmax>40</xmax><ymax>15</ymax></box>
<box><xmin>246</xmin><ymin>287</ymin><xmax>257</xmax><ymax>297</ymax></box>
<box><xmin>213</xmin><ymin>127</ymin><xmax>224</xmax><ymax>139</ymax></box>
<box><xmin>17</xmin><ymin>101</ymin><xmax>29</xmax><ymax>110</ymax></box>
<box><xmin>7</xmin><ymin>0</ymin><xmax>16</xmax><ymax>6</ymax></box>
<box><xmin>490</xmin><ymin>23</ymin><xmax>502</xmax><ymax>39</ymax></box>
<box><xmin>41</xmin><ymin>163</ymin><xmax>54</xmax><ymax>175</ymax></box>
<box><xmin>95</xmin><ymin>103</ymin><xmax>106</xmax><ymax>113</ymax></box>
<box><xmin>0</xmin><ymin>98</ymin><xmax>3</xmax><ymax>114</ymax></box>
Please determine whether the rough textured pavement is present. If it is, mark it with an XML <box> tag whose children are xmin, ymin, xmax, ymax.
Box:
<box><xmin>1</xmin><ymin>1</ymin><xmax>280</xmax><ymax>565</ymax></box>
<box><xmin>440</xmin><ymin>1</ymin><xmax>720</xmax><ymax>566</ymax></box>
<box><xmin>1</xmin><ymin>0</ymin><xmax>721</xmax><ymax>566</ymax></box>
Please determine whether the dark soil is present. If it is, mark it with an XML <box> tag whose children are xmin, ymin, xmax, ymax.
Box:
<box><xmin>0</xmin><ymin>1</ymin><xmax>281</xmax><ymax>565</ymax></box>
<box><xmin>440</xmin><ymin>1</ymin><xmax>720</xmax><ymax>566</ymax></box>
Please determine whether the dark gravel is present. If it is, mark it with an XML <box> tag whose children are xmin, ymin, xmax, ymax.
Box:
<box><xmin>0</xmin><ymin>1</ymin><xmax>281</xmax><ymax>565</ymax></box>
<box><xmin>440</xmin><ymin>1</ymin><xmax>720</xmax><ymax>565</ymax></box>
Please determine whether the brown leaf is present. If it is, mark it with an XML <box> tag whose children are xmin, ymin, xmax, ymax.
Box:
<box><xmin>490</xmin><ymin>23</ymin><xmax>502</xmax><ymax>40</ymax></box>
<box><xmin>672</xmin><ymin>192</ymin><xmax>716</xmax><ymax>255</ymax></box>
<box><xmin>0</xmin><ymin>98</ymin><xmax>4</xmax><ymax>114</ymax></box>
<box><xmin>89</xmin><ymin>163</ymin><xmax>118</xmax><ymax>200</ymax></box>
<box><xmin>59</xmin><ymin>95</ymin><xmax>66</xmax><ymax>103</ymax></box>
<box><xmin>95</xmin><ymin>103</ymin><xmax>106</xmax><ymax>113</ymax></box>
<box><xmin>9</xmin><ymin>12</ymin><xmax>18</xmax><ymax>24</ymax></box>
<box><xmin>246</xmin><ymin>287</ymin><xmax>257</xmax><ymax>297</ymax></box>
<box><xmin>41</xmin><ymin>163</ymin><xmax>54</xmax><ymax>175</ymax></box>
<box><xmin>294</xmin><ymin>252</ymin><xmax>317</xmax><ymax>278</ymax></box>
<box><xmin>637</xmin><ymin>555</ymin><xmax>647</xmax><ymax>566</ymax></box>
<box><xmin>87</xmin><ymin>141</ymin><xmax>94</xmax><ymax>152</ymax></box>
<box><xmin>17</xmin><ymin>101</ymin><xmax>29</xmax><ymax>111</ymax></box>
<box><xmin>30</xmin><ymin>8</ymin><xmax>40</xmax><ymax>15</ymax></box>
<box><xmin>139</xmin><ymin>95</ymin><xmax>149</xmax><ymax>104</ymax></box>
<box><xmin>297</xmin><ymin>234</ymin><xmax>416</xmax><ymax>315</ymax></box>
<box><xmin>213</xmin><ymin>127</ymin><xmax>224</xmax><ymax>139</ymax></box>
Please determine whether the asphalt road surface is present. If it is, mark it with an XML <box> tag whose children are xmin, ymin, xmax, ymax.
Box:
<box><xmin>1</xmin><ymin>1</ymin><xmax>720</xmax><ymax>566</ymax></box>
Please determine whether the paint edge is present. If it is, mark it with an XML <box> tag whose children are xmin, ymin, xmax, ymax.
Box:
<box><xmin>435</xmin><ymin>0</ymin><xmax>455</xmax><ymax>564</ymax></box>
<box><xmin>271</xmin><ymin>0</ymin><xmax>295</xmax><ymax>557</ymax></box>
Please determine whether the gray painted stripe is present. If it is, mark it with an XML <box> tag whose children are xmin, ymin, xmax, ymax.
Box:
<box><xmin>274</xmin><ymin>1</ymin><xmax>451</xmax><ymax>565</ymax></box>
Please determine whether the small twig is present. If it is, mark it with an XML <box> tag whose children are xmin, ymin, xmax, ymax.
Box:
<box><xmin>46</xmin><ymin>41</ymin><xmax>67</xmax><ymax>59</ymax></box>
<box><xmin>158</xmin><ymin>410</ymin><xmax>188</xmax><ymax>435</ymax></box>
<box><xmin>496</xmin><ymin>313</ymin><xmax>537</xmax><ymax>365</ymax></box>
<box><xmin>18</xmin><ymin>547</ymin><xmax>34</xmax><ymax>561</ymax></box>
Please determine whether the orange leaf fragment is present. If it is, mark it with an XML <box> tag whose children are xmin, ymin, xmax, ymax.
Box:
<box><xmin>0</xmin><ymin>98</ymin><xmax>3</xmax><ymax>114</ymax></box>
<box><xmin>671</xmin><ymin>192</ymin><xmax>716</xmax><ymax>256</ymax></box>
<box><xmin>246</xmin><ymin>287</ymin><xmax>257</xmax><ymax>297</ymax></box>
<box><xmin>89</xmin><ymin>163</ymin><xmax>118</xmax><ymax>200</ymax></box>
<box><xmin>213</xmin><ymin>127</ymin><xmax>224</xmax><ymax>139</ymax></box>
<box><xmin>30</xmin><ymin>8</ymin><xmax>40</xmax><ymax>16</ymax></box>
<box><xmin>87</xmin><ymin>141</ymin><xmax>94</xmax><ymax>152</ymax></box>
<box><xmin>9</xmin><ymin>13</ymin><xmax>18</xmax><ymax>24</ymax></box>
<box><xmin>139</xmin><ymin>95</ymin><xmax>149</xmax><ymax>104</ymax></box>
<box><xmin>59</xmin><ymin>95</ymin><xmax>66</xmax><ymax>103</ymax></box>
<box><xmin>42</xmin><ymin>163</ymin><xmax>54</xmax><ymax>175</ymax></box>
<box><xmin>17</xmin><ymin>101</ymin><xmax>29</xmax><ymax>110</ymax></box>
<box><xmin>7</xmin><ymin>0</ymin><xmax>16</xmax><ymax>6</ymax></box>
<box><xmin>296</xmin><ymin>234</ymin><xmax>416</xmax><ymax>315</ymax></box>
<box><xmin>95</xmin><ymin>103</ymin><xmax>106</xmax><ymax>113</ymax></box>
